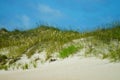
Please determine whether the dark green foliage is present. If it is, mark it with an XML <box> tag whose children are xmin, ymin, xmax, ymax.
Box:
<box><xmin>24</xmin><ymin>64</ymin><xmax>29</xmax><ymax>69</ymax></box>
<box><xmin>0</xmin><ymin>55</ymin><xmax>8</xmax><ymax>70</ymax></box>
<box><xmin>0</xmin><ymin>55</ymin><xmax>7</xmax><ymax>60</ymax></box>
<box><xmin>0</xmin><ymin>65</ymin><xmax>8</xmax><ymax>70</ymax></box>
<box><xmin>0</xmin><ymin>28</ymin><xmax>8</xmax><ymax>32</ymax></box>
<box><xmin>14</xmin><ymin>29</ymin><xmax>21</xmax><ymax>32</ymax></box>
<box><xmin>0</xmin><ymin>55</ymin><xmax>7</xmax><ymax>64</ymax></box>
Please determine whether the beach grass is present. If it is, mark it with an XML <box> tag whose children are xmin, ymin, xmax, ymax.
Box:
<box><xmin>0</xmin><ymin>22</ymin><xmax>120</xmax><ymax>70</ymax></box>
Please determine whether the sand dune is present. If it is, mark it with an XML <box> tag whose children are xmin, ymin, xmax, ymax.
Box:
<box><xmin>0</xmin><ymin>57</ymin><xmax>120</xmax><ymax>80</ymax></box>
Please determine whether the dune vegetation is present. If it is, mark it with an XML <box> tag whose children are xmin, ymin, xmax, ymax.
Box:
<box><xmin>0</xmin><ymin>22</ymin><xmax>120</xmax><ymax>70</ymax></box>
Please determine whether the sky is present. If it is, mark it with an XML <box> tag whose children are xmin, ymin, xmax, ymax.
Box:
<box><xmin>0</xmin><ymin>0</ymin><xmax>120</xmax><ymax>32</ymax></box>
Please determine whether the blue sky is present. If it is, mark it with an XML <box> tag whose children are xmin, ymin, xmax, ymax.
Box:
<box><xmin>0</xmin><ymin>0</ymin><xmax>120</xmax><ymax>31</ymax></box>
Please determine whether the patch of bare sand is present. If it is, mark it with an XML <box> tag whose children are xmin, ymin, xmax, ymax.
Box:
<box><xmin>0</xmin><ymin>57</ymin><xmax>120</xmax><ymax>80</ymax></box>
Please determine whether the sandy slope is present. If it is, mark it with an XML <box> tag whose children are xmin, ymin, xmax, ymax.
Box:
<box><xmin>0</xmin><ymin>57</ymin><xmax>120</xmax><ymax>80</ymax></box>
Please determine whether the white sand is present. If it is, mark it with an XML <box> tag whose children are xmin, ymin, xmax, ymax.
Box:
<box><xmin>0</xmin><ymin>57</ymin><xmax>120</xmax><ymax>80</ymax></box>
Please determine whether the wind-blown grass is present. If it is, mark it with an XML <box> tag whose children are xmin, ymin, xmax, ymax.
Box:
<box><xmin>0</xmin><ymin>25</ymin><xmax>82</xmax><ymax>59</ymax></box>
<box><xmin>0</xmin><ymin>22</ymin><xmax>120</xmax><ymax>70</ymax></box>
<box><xmin>89</xmin><ymin>23</ymin><xmax>120</xmax><ymax>42</ymax></box>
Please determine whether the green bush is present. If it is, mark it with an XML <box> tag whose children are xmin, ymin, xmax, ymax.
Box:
<box><xmin>0</xmin><ymin>55</ymin><xmax>8</xmax><ymax>64</ymax></box>
<box><xmin>59</xmin><ymin>45</ymin><xmax>79</xmax><ymax>58</ymax></box>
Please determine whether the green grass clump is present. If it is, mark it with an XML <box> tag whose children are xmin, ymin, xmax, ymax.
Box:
<box><xmin>108</xmin><ymin>49</ymin><xmax>120</xmax><ymax>62</ymax></box>
<box><xmin>0</xmin><ymin>65</ymin><xmax>8</xmax><ymax>70</ymax></box>
<box><xmin>0</xmin><ymin>54</ymin><xmax>8</xmax><ymax>70</ymax></box>
<box><xmin>59</xmin><ymin>45</ymin><xmax>79</xmax><ymax>58</ymax></box>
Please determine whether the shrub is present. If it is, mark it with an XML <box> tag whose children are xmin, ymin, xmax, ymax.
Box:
<box><xmin>0</xmin><ymin>54</ymin><xmax>7</xmax><ymax>62</ymax></box>
<box><xmin>59</xmin><ymin>45</ymin><xmax>79</xmax><ymax>58</ymax></box>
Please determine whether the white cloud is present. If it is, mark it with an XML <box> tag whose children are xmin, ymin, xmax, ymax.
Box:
<box><xmin>38</xmin><ymin>4</ymin><xmax>63</xmax><ymax>18</ymax></box>
<box><xmin>16</xmin><ymin>15</ymin><xmax>31</xmax><ymax>29</ymax></box>
<box><xmin>21</xmin><ymin>15</ymin><xmax>30</xmax><ymax>27</ymax></box>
